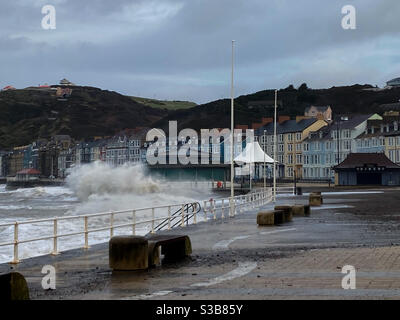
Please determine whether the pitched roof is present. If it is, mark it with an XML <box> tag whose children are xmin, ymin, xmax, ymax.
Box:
<box><xmin>305</xmin><ymin>105</ymin><xmax>330</xmax><ymax>113</ymax></box>
<box><xmin>335</xmin><ymin>114</ymin><xmax>373</xmax><ymax>129</ymax></box>
<box><xmin>256</xmin><ymin>118</ymin><xmax>319</xmax><ymax>135</ymax></box>
<box><xmin>334</xmin><ymin>153</ymin><xmax>400</xmax><ymax>170</ymax></box>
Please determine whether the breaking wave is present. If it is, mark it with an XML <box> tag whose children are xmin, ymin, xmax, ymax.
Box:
<box><xmin>66</xmin><ymin>162</ymin><xmax>160</xmax><ymax>201</ymax></box>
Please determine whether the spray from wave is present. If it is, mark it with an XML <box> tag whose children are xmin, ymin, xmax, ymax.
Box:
<box><xmin>65</xmin><ymin>162</ymin><xmax>213</xmax><ymax>215</ymax></box>
<box><xmin>66</xmin><ymin>162</ymin><xmax>160</xmax><ymax>201</ymax></box>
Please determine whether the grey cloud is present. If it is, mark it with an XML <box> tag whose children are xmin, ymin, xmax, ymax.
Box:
<box><xmin>1</xmin><ymin>0</ymin><xmax>400</xmax><ymax>103</ymax></box>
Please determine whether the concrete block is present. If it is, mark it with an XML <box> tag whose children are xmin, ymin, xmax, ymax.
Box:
<box><xmin>304</xmin><ymin>204</ymin><xmax>311</xmax><ymax>216</ymax></box>
<box><xmin>274</xmin><ymin>205</ymin><xmax>293</xmax><ymax>222</ymax></box>
<box><xmin>146</xmin><ymin>235</ymin><xmax>192</xmax><ymax>265</ymax></box>
<box><xmin>109</xmin><ymin>236</ymin><xmax>148</xmax><ymax>271</ymax></box>
<box><xmin>273</xmin><ymin>210</ymin><xmax>284</xmax><ymax>225</ymax></box>
<box><xmin>309</xmin><ymin>193</ymin><xmax>322</xmax><ymax>206</ymax></box>
<box><xmin>148</xmin><ymin>242</ymin><xmax>161</xmax><ymax>267</ymax></box>
<box><xmin>0</xmin><ymin>272</ymin><xmax>30</xmax><ymax>300</ymax></box>
<box><xmin>161</xmin><ymin>236</ymin><xmax>192</xmax><ymax>262</ymax></box>
<box><xmin>257</xmin><ymin>211</ymin><xmax>274</xmax><ymax>226</ymax></box>
<box><xmin>292</xmin><ymin>205</ymin><xmax>311</xmax><ymax>217</ymax></box>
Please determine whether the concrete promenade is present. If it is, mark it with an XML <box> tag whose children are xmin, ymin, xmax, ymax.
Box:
<box><xmin>2</xmin><ymin>188</ymin><xmax>400</xmax><ymax>299</ymax></box>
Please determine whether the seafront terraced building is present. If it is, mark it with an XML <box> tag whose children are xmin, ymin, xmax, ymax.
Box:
<box><xmin>256</xmin><ymin>117</ymin><xmax>328</xmax><ymax>179</ymax></box>
<box><xmin>302</xmin><ymin>114</ymin><xmax>381</xmax><ymax>181</ymax></box>
<box><xmin>356</xmin><ymin>114</ymin><xmax>400</xmax><ymax>164</ymax></box>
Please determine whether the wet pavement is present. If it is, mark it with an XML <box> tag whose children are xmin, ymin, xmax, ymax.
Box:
<box><xmin>2</xmin><ymin>187</ymin><xmax>400</xmax><ymax>300</ymax></box>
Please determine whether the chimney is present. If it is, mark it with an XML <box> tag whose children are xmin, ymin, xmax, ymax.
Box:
<box><xmin>278</xmin><ymin>116</ymin><xmax>290</xmax><ymax>124</ymax></box>
<box><xmin>261</xmin><ymin>117</ymin><xmax>273</xmax><ymax>125</ymax></box>
<box><xmin>235</xmin><ymin>124</ymin><xmax>249</xmax><ymax>130</ymax></box>
<box><xmin>296</xmin><ymin>115</ymin><xmax>312</xmax><ymax>122</ymax></box>
<box><xmin>251</xmin><ymin>123</ymin><xmax>263</xmax><ymax>130</ymax></box>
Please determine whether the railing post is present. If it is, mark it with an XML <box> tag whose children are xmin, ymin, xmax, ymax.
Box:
<box><xmin>181</xmin><ymin>204</ymin><xmax>185</xmax><ymax>227</ymax></box>
<box><xmin>84</xmin><ymin>216</ymin><xmax>89</xmax><ymax>249</ymax></box>
<box><xmin>11</xmin><ymin>222</ymin><xmax>19</xmax><ymax>264</ymax></box>
<box><xmin>213</xmin><ymin>200</ymin><xmax>216</xmax><ymax>220</ymax></box>
<box><xmin>168</xmin><ymin>206</ymin><xmax>171</xmax><ymax>230</ymax></box>
<box><xmin>193</xmin><ymin>203</ymin><xmax>197</xmax><ymax>224</ymax></box>
<box><xmin>132</xmin><ymin>210</ymin><xmax>136</xmax><ymax>235</ymax></box>
<box><xmin>229</xmin><ymin>197</ymin><xmax>233</xmax><ymax>217</ymax></box>
<box><xmin>52</xmin><ymin>219</ymin><xmax>58</xmax><ymax>255</ymax></box>
<box><xmin>204</xmin><ymin>200</ymin><xmax>207</xmax><ymax>221</ymax></box>
<box><xmin>221</xmin><ymin>199</ymin><xmax>225</xmax><ymax>218</ymax></box>
<box><xmin>151</xmin><ymin>208</ymin><xmax>155</xmax><ymax>233</ymax></box>
<box><xmin>110</xmin><ymin>212</ymin><xmax>114</xmax><ymax>238</ymax></box>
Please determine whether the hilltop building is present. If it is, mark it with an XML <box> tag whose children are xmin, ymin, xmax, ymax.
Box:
<box><xmin>304</xmin><ymin>105</ymin><xmax>332</xmax><ymax>122</ymax></box>
<box><xmin>59</xmin><ymin>78</ymin><xmax>76</xmax><ymax>86</ymax></box>
<box><xmin>386</xmin><ymin>77</ymin><xmax>400</xmax><ymax>87</ymax></box>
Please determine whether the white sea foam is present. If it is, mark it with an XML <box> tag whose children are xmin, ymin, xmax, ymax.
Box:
<box><xmin>0</xmin><ymin>163</ymin><xmax>213</xmax><ymax>263</ymax></box>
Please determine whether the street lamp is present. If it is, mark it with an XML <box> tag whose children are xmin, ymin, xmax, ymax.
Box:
<box><xmin>273</xmin><ymin>89</ymin><xmax>278</xmax><ymax>202</ymax></box>
<box><xmin>230</xmin><ymin>40</ymin><xmax>235</xmax><ymax>202</ymax></box>
<box><xmin>263</xmin><ymin>130</ymin><xmax>266</xmax><ymax>190</ymax></box>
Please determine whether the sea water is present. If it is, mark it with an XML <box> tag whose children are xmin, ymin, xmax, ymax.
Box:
<box><xmin>0</xmin><ymin>162</ymin><xmax>214</xmax><ymax>263</ymax></box>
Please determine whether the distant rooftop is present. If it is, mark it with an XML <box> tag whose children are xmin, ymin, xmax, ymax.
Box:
<box><xmin>59</xmin><ymin>78</ymin><xmax>75</xmax><ymax>86</ymax></box>
<box><xmin>256</xmin><ymin>118</ymin><xmax>320</xmax><ymax>135</ymax></box>
<box><xmin>305</xmin><ymin>105</ymin><xmax>330</xmax><ymax>113</ymax></box>
<box><xmin>334</xmin><ymin>153</ymin><xmax>400</xmax><ymax>170</ymax></box>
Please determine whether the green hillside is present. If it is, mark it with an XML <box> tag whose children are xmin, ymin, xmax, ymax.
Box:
<box><xmin>129</xmin><ymin>96</ymin><xmax>197</xmax><ymax>110</ymax></box>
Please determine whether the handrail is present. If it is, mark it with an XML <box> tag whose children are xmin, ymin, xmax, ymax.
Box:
<box><xmin>154</xmin><ymin>201</ymin><xmax>200</xmax><ymax>231</ymax></box>
<box><xmin>0</xmin><ymin>188</ymin><xmax>273</xmax><ymax>264</ymax></box>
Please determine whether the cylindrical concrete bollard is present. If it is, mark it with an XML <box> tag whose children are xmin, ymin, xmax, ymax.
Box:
<box><xmin>0</xmin><ymin>272</ymin><xmax>30</xmax><ymax>300</ymax></box>
<box><xmin>109</xmin><ymin>236</ymin><xmax>148</xmax><ymax>271</ymax></box>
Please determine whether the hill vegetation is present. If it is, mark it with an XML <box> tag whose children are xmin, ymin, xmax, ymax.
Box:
<box><xmin>129</xmin><ymin>96</ymin><xmax>197</xmax><ymax>110</ymax></box>
<box><xmin>1</xmin><ymin>83</ymin><xmax>400</xmax><ymax>149</ymax></box>
<box><xmin>0</xmin><ymin>86</ymin><xmax>167</xmax><ymax>149</ymax></box>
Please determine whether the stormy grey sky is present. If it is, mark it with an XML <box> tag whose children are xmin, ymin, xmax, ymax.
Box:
<box><xmin>1</xmin><ymin>0</ymin><xmax>400</xmax><ymax>103</ymax></box>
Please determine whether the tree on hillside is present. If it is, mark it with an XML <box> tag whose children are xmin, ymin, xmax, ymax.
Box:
<box><xmin>298</xmin><ymin>83</ymin><xmax>308</xmax><ymax>91</ymax></box>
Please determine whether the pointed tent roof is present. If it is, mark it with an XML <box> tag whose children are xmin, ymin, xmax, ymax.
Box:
<box><xmin>234</xmin><ymin>141</ymin><xmax>275</xmax><ymax>164</ymax></box>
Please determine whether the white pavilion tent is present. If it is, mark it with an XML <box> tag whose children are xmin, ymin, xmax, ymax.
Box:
<box><xmin>234</xmin><ymin>141</ymin><xmax>276</xmax><ymax>190</ymax></box>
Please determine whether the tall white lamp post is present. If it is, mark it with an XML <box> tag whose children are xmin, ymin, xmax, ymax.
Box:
<box><xmin>273</xmin><ymin>89</ymin><xmax>278</xmax><ymax>202</ymax></box>
<box><xmin>230</xmin><ymin>40</ymin><xmax>235</xmax><ymax>200</ymax></box>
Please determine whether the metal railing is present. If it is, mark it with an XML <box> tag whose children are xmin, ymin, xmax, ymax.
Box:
<box><xmin>276</xmin><ymin>186</ymin><xmax>296</xmax><ymax>195</ymax></box>
<box><xmin>0</xmin><ymin>189</ymin><xmax>272</xmax><ymax>264</ymax></box>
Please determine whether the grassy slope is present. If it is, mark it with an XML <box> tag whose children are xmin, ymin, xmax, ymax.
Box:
<box><xmin>129</xmin><ymin>96</ymin><xmax>197</xmax><ymax>110</ymax></box>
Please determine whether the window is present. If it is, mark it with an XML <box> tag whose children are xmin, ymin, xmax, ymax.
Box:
<box><xmin>278</xmin><ymin>134</ymin><xmax>283</xmax><ymax>142</ymax></box>
<box><xmin>325</xmin><ymin>142</ymin><xmax>330</xmax><ymax>150</ymax></box>
<box><xmin>296</xmin><ymin>154</ymin><xmax>302</xmax><ymax>164</ymax></box>
<box><xmin>278</xmin><ymin>144</ymin><xmax>284</xmax><ymax>152</ymax></box>
<box><xmin>304</xmin><ymin>143</ymin><xmax>309</xmax><ymax>151</ymax></box>
<box><xmin>288</xmin><ymin>134</ymin><xmax>293</xmax><ymax>142</ymax></box>
<box><xmin>288</xmin><ymin>154</ymin><xmax>293</xmax><ymax>164</ymax></box>
<box><xmin>296</xmin><ymin>143</ymin><xmax>302</xmax><ymax>151</ymax></box>
<box><xmin>315</xmin><ymin>142</ymin><xmax>320</xmax><ymax>151</ymax></box>
<box><xmin>296</xmin><ymin>133</ymin><xmax>302</xmax><ymax>141</ymax></box>
<box><xmin>288</xmin><ymin>144</ymin><xmax>293</xmax><ymax>152</ymax></box>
